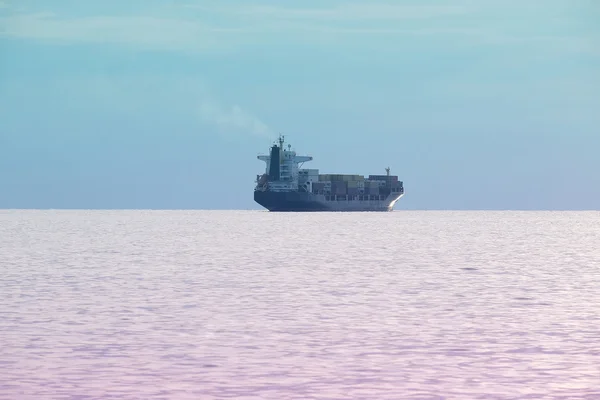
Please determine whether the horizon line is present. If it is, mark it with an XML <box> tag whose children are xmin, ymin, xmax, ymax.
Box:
<box><xmin>1</xmin><ymin>208</ymin><xmax>598</xmax><ymax>212</ymax></box>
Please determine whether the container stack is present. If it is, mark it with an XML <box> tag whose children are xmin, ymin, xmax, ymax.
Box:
<box><xmin>312</xmin><ymin>182</ymin><xmax>326</xmax><ymax>193</ymax></box>
<box><xmin>319</xmin><ymin>174</ymin><xmax>364</xmax><ymax>182</ymax></box>
<box><xmin>331</xmin><ymin>181</ymin><xmax>347</xmax><ymax>195</ymax></box>
<box><xmin>347</xmin><ymin>180</ymin><xmax>359</xmax><ymax>197</ymax></box>
<box><xmin>365</xmin><ymin>180</ymin><xmax>380</xmax><ymax>196</ymax></box>
<box><xmin>368</xmin><ymin>175</ymin><xmax>399</xmax><ymax>183</ymax></box>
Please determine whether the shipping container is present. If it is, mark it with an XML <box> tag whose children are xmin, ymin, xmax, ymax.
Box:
<box><xmin>366</xmin><ymin>186</ymin><xmax>380</xmax><ymax>196</ymax></box>
<box><xmin>319</xmin><ymin>174</ymin><xmax>364</xmax><ymax>182</ymax></box>
<box><xmin>368</xmin><ymin>175</ymin><xmax>399</xmax><ymax>183</ymax></box>
<box><xmin>332</xmin><ymin>181</ymin><xmax>347</xmax><ymax>195</ymax></box>
<box><xmin>343</xmin><ymin>175</ymin><xmax>363</xmax><ymax>182</ymax></box>
<box><xmin>347</xmin><ymin>188</ymin><xmax>359</xmax><ymax>197</ymax></box>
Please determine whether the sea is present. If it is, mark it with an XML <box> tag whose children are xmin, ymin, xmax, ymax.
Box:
<box><xmin>1</xmin><ymin>210</ymin><xmax>599</xmax><ymax>399</ymax></box>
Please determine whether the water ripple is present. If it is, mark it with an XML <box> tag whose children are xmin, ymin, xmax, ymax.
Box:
<box><xmin>1</xmin><ymin>210</ymin><xmax>599</xmax><ymax>399</ymax></box>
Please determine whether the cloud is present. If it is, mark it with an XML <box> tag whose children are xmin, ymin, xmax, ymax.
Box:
<box><xmin>0</xmin><ymin>3</ymin><xmax>470</xmax><ymax>45</ymax></box>
<box><xmin>199</xmin><ymin>99</ymin><xmax>272</xmax><ymax>138</ymax></box>
<box><xmin>188</xmin><ymin>3</ymin><xmax>468</xmax><ymax>21</ymax></box>
<box><xmin>0</xmin><ymin>12</ymin><xmax>242</xmax><ymax>53</ymax></box>
<box><xmin>0</xmin><ymin>1</ymin><xmax>597</xmax><ymax>54</ymax></box>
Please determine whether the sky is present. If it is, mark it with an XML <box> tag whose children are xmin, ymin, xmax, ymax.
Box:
<box><xmin>0</xmin><ymin>0</ymin><xmax>599</xmax><ymax>210</ymax></box>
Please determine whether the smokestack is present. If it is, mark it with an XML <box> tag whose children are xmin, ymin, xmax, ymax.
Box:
<box><xmin>269</xmin><ymin>144</ymin><xmax>280</xmax><ymax>181</ymax></box>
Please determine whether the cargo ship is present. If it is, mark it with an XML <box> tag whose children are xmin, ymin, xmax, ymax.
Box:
<box><xmin>254</xmin><ymin>135</ymin><xmax>404</xmax><ymax>212</ymax></box>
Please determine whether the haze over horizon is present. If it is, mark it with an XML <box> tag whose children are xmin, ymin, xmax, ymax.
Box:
<box><xmin>1</xmin><ymin>0</ymin><xmax>599</xmax><ymax>210</ymax></box>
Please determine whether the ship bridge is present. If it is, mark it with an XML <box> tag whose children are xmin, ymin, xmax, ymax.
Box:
<box><xmin>256</xmin><ymin>135</ymin><xmax>314</xmax><ymax>192</ymax></box>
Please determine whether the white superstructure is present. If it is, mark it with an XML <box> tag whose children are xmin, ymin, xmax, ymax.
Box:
<box><xmin>257</xmin><ymin>136</ymin><xmax>314</xmax><ymax>192</ymax></box>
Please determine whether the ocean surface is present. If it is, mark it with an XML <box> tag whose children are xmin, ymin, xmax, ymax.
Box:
<box><xmin>1</xmin><ymin>210</ymin><xmax>599</xmax><ymax>399</ymax></box>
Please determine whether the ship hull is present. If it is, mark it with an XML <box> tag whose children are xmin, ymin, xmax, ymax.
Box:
<box><xmin>254</xmin><ymin>190</ymin><xmax>403</xmax><ymax>212</ymax></box>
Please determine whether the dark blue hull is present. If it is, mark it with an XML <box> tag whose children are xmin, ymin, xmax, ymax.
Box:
<box><xmin>254</xmin><ymin>191</ymin><xmax>331</xmax><ymax>212</ymax></box>
<box><xmin>254</xmin><ymin>190</ymin><xmax>401</xmax><ymax>212</ymax></box>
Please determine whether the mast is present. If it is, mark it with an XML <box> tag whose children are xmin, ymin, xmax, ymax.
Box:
<box><xmin>385</xmin><ymin>166</ymin><xmax>391</xmax><ymax>191</ymax></box>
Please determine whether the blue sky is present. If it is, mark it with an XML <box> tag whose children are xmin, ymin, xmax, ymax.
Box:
<box><xmin>1</xmin><ymin>0</ymin><xmax>599</xmax><ymax>209</ymax></box>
